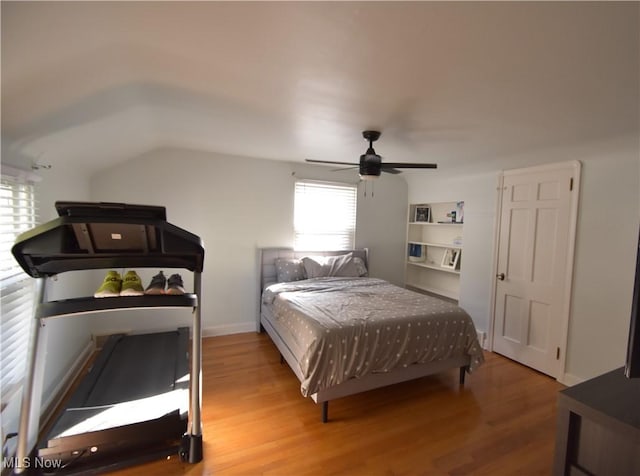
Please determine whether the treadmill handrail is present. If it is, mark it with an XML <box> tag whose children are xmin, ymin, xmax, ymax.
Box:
<box><xmin>12</xmin><ymin>216</ymin><xmax>204</xmax><ymax>277</ymax></box>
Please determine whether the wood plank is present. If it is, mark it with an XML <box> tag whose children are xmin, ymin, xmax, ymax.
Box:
<box><xmin>103</xmin><ymin>332</ymin><xmax>565</xmax><ymax>475</ymax></box>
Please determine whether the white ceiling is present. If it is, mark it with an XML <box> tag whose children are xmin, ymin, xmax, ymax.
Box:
<box><xmin>2</xmin><ymin>2</ymin><xmax>638</xmax><ymax>176</ymax></box>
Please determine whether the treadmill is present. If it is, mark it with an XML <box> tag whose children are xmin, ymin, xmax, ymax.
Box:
<box><xmin>11</xmin><ymin>201</ymin><xmax>204</xmax><ymax>474</ymax></box>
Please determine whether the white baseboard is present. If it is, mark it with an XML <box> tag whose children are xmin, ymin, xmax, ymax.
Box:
<box><xmin>558</xmin><ymin>372</ymin><xmax>585</xmax><ymax>387</ymax></box>
<box><xmin>203</xmin><ymin>322</ymin><xmax>257</xmax><ymax>337</ymax></box>
<box><xmin>476</xmin><ymin>330</ymin><xmax>488</xmax><ymax>349</ymax></box>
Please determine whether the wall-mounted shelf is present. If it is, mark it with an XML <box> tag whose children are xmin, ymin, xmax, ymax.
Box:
<box><xmin>406</xmin><ymin>261</ymin><xmax>461</xmax><ymax>275</ymax></box>
<box><xmin>405</xmin><ymin>201</ymin><xmax>464</xmax><ymax>301</ymax></box>
<box><xmin>407</xmin><ymin>241</ymin><xmax>462</xmax><ymax>250</ymax></box>
<box><xmin>408</xmin><ymin>222</ymin><xmax>463</xmax><ymax>227</ymax></box>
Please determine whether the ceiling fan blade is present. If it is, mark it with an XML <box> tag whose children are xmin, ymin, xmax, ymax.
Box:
<box><xmin>381</xmin><ymin>163</ymin><xmax>438</xmax><ymax>169</ymax></box>
<box><xmin>381</xmin><ymin>168</ymin><xmax>402</xmax><ymax>174</ymax></box>
<box><xmin>332</xmin><ymin>166</ymin><xmax>359</xmax><ymax>172</ymax></box>
<box><xmin>306</xmin><ymin>159</ymin><xmax>359</xmax><ymax>166</ymax></box>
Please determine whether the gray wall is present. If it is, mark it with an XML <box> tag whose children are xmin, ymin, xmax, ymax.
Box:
<box><xmin>89</xmin><ymin>147</ymin><xmax>408</xmax><ymax>337</ymax></box>
<box><xmin>405</xmin><ymin>135</ymin><xmax>639</xmax><ymax>383</ymax></box>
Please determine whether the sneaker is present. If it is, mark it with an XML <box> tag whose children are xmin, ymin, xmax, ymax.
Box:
<box><xmin>166</xmin><ymin>274</ymin><xmax>185</xmax><ymax>295</ymax></box>
<box><xmin>94</xmin><ymin>271</ymin><xmax>122</xmax><ymax>298</ymax></box>
<box><xmin>145</xmin><ymin>271</ymin><xmax>166</xmax><ymax>295</ymax></box>
<box><xmin>120</xmin><ymin>270</ymin><xmax>144</xmax><ymax>296</ymax></box>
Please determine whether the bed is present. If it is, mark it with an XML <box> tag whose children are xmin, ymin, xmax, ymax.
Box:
<box><xmin>258</xmin><ymin>248</ymin><xmax>484</xmax><ymax>422</ymax></box>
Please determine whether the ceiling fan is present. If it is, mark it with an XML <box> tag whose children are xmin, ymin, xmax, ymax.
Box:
<box><xmin>306</xmin><ymin>130</ymin><xmax>437</xmax><ymax>180</ymax></box>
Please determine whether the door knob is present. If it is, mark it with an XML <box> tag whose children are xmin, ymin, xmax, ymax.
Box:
<box><xmin>496</xmin><ymin>273</ymin><xmax>505</xmax><ymax>281</ymax></box>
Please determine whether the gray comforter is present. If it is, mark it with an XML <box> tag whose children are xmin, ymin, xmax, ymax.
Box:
<box><xmin>262</xmin><ymin>277</ymin><xmax>484</xmax><ymax>396</ymax></box>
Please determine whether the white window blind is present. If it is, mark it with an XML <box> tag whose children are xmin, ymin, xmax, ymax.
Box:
<box><xmin>1</xmin><ymin>174</ymin><xmax>38</xmax><ymax>406</ymax></box>
<box><xmin>294</xmin><ymin>180</ymin><xmax>357</xmax><ymax>251</ymax></box>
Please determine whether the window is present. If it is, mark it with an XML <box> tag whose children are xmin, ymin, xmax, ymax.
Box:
<box><xmin>1</xmin><ymin>172</ymin><xmax>38</xmax><ymax>407</ymax></box>
<box><xmin>294</xmin><ymin>180</ymin><xmax>357</xmax><ymax>251</ymax></box>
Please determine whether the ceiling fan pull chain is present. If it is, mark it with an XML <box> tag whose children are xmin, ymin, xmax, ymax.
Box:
<box><xmin>361</xmin><ymin>180</ymin><xmax>374</xmax><ymax>198</ymax></box>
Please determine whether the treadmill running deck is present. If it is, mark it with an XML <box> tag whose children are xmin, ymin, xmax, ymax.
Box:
<box><xmin>38</xmin><ymin>329</ymin><xmax>190</xmax><ymax>471</ymax></box>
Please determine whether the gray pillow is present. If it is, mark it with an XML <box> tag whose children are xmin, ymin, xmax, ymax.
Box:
<box><xmin>301</xmin><ymin>256</ymin><xmax>328</xmax><ymax>278</ymax></box>
<box><xmin>302</xmin><ymin>253</ymin><xmax>359</xmax><ymax>278</ymax></box>
<box><xmin>353</xmin><ymin>257</ymin><xmax>368</xmax><ymax>277</ymax></box>
<box><xmin>275</xmin><ymin>258</ymin><xmax>306</xmax><ymax>282</ymax></box>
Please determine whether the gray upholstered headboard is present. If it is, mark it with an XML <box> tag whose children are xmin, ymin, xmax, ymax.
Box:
<box><xmin>259</xmin><ymin>248</ymin><xmax>369</xmax><ymax>291</ymax></box>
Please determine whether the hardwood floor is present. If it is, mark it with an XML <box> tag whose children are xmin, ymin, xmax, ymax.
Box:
<box><xmin>109</xmin><ymin>332</ymin><xmax>564</xmax><ymax>475</ymax></box>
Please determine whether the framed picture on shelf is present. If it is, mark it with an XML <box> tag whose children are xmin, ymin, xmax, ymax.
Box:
<box><xmin>414</xmin><ymin>206</ymin><xmax>431</xmax><ymax>223</ymax></box>
<box><xmin>455</xmin><ymin>201</ymin><xmax>464</xmax><ymax>223</ymax></box>
<box><xmin>441</xmin><ymin>248</ymin><xmax>460</xmax><ymax>270</ymax></box>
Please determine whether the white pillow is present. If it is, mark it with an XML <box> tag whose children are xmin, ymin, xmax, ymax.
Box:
<box><xmin>302</xmin><ymin>253</ymin><xmax>359</xmax><ymax>278</ymax></box>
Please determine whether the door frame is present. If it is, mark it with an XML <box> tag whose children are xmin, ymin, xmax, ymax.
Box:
<box><xmin>487</xmin><ymin>160</ymin><xmax>581</xmax><ymax>382</ymax></box>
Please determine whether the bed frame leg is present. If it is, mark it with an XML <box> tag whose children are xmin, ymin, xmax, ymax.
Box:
<box><xmin>459</xmin><ymin>366</ymin><xmax>468</xmax><ymax>385</ymax></box>
<box><xmin>321</xmin><ymin>401</ymin><xmax>329</xmax><ymax>423</ymax></box>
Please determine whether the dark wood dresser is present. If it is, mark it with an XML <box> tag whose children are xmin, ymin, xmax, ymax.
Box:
<box><xmin>553</xmin><ymin>367</ymin><xmax>640</xmax><ymax>475</ymax></box>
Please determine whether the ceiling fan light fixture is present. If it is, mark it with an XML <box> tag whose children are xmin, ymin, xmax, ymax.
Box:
<box><xmin>359</xmin><ymin>173</ymin><xmax>378</xmax><ymax>181</ymax></box>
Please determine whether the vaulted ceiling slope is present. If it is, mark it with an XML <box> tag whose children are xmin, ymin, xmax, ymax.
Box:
<box><xmin>1</xmin><ymin>2</ymin><xmax>638</xmax><ymax>176</ymax></box>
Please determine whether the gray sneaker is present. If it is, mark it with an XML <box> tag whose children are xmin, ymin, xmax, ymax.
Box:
<box><xmin>166</xmin><ymin>274</ymin><xmax>185</xmax><ymax>295</ymax></box>
<box><xmin>145</xmin><ymin>271</ymin><xmax>166</xmax><ymax>295</ymax></box>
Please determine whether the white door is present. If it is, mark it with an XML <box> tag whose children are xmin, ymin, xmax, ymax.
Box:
<box><xmin>492</xmin><ymin>161</ymin><xmax>580</xmax><ymax>378</ymax></box>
